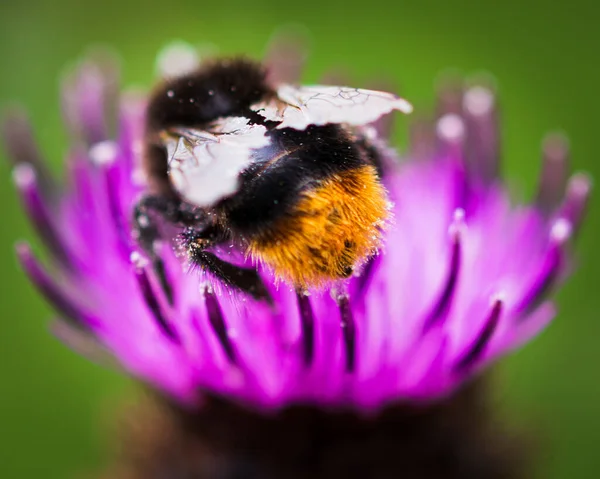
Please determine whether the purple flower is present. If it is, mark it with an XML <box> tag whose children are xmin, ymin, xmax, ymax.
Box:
<box><xmin>5</xmin><ymin>48</ymin><xmax>590</xmax><ymax>413</ymax></box>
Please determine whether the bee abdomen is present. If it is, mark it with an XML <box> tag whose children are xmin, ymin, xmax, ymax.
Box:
<box><xmin>248</xmin><ymin>164</ymin><xmax>390</xmax><ymax>288</ymax></box>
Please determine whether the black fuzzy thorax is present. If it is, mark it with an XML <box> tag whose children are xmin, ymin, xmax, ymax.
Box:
<box><xmin>102</xmin><ymin>380</ymin><xmax>529</xmax><ymax>479</ymax></box>
<box><xmin>146</xmin><ymin>58</ymin><xmax>271</xmax><ymax>132</ymax></box>
<box><xmin>143</xmin><ymin>58</ymin><xmax>272</xmax><ymax>197</ymax></box>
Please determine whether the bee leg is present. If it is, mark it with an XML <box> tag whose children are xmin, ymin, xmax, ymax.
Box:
<box><xmin>135</xmin><ymin>194</ymin><xmax>199</xmax><ymax>226</ymax></box>
<box><xmin>181</xmin><ymin>227</ymin><xmax>273</xmax><ymax>304</ymax></box>
<box><xmin>132</xmin><ymin>194</ymin><xmax>194</xmax><ymax>304</ymax></box>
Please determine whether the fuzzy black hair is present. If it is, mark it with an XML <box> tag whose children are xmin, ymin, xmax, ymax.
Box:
<box><xmin>146</xmin><ymin>58</ymin><xmax>271</xmax><ymax>133</ymax></box>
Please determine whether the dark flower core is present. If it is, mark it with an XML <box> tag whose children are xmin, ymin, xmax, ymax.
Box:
<box><xmin>104</xmin><ymin>381</ymin><xmax>527</xmax><ymax>479</ymax></box>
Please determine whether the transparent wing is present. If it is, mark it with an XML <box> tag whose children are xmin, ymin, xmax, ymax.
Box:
<box><xmin>254</xmin><ymin>84</ymin><xmax>413</xmax><ymax>130</ymax></box>
<box><xmin>165</xmin><ymin>117</ymin><xmax>269</xmax><ymax>207</ymax></box>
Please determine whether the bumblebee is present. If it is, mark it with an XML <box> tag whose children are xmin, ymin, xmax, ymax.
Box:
<box><xmin>133</xmin><ymin>58</ymin><xmax>412</xmax><ymax>300</ymax></box>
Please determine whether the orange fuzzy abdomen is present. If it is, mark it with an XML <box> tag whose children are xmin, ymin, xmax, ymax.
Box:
<box><xmin>248</xmin><ymin>165</ymin><xmax>390</xmax><ymax>289</ymax></box>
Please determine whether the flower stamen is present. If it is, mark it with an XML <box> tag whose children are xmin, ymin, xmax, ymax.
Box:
<box><xmin>559</xmin><ymin>173</ymin><xmax>591</xmax><ymax>232</ymax></box>
<box><xmin>205</xmin><ymin>289</ymin><xmax>237</xmax><ymax>363</ymax></box>
<box><xmin>16</xmin><ymin>243</ymin><xmax>96</xmax><ymax>330</ymax></box>
<box><xmin>537</xmin><ymin>133</ymin><xmax>569</xmax><ymax>213</ymax></box>
<box><xmin>98</xmin><ymin>152</ymin><xmax>131</xmax><ymax>259</ymax></box>
<box><xmin>516</xmin><ymin>219</ymin><xmax>570</xmax><ymax>317</ymax></box>
<box><xmin>296</xmin><ymin>292</ymin><xmax>315</xmax><ymax>367</ymax></box>
<box><xmin>463</xmin><ymin>85</ymin><xmax>499</xmax><ymax>182</ymax></box>
<box><xmin>13</xmin><ymin>164</ymin><xmax>74</xmax><ymax>269</ymax></box>
<box><xmin>423</xmin><ymin>209</ymin><xmax>464</xmax><ymax>331</ymax></box>
<box><xmin>353</xmin><ymin>254</ymin><xmax>381</xmax><ymax>297</ymax></box>
<box><xmin>338</xmin><ymin>295</ymin><xmax>357</xmax><ymax>373</ymax></box>
<box><xmin>134</xmin><ymin>265</ymin><xmax>180</xmax><ymax>342</ymax></box>
<box><xmin>2</xmin><ymin>110</ymin><xmax>57</xmax><ymax>196</ymax></box>
<box><xmin>455</xmin><ymin>297</ymin><xmax>503</xmax><ymax>371</ymax></box>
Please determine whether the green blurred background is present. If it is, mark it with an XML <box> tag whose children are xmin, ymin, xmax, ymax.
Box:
<box><xmin>0</xmin><ymin>0</ymin><xmax>598</xmax><ymax>477</ymax></box>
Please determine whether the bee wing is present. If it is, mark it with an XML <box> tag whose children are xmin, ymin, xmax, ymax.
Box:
<box><xmin>254</xmin><ymin>84</ymin><xmax>412</xmax><ymax>131</ymax></box>
<box><xmin>165</xmin><ymin>117</ymin><xmax>270</xmax><ymax>207</ymax></box>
